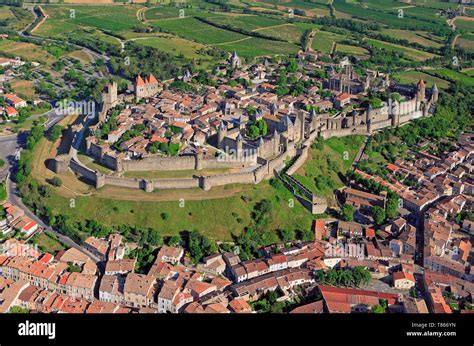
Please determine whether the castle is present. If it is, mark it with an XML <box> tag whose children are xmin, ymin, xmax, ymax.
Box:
<box><xmin>52</xmin><ymin>54</ymin><xmax>438</xmax><ymax>217</ymax></box>
<box><xmin>135</xmin><ymin>74</ymin><xmax>161</xmax><ymax>100</ymax></box>
<box><xmin>102</xmin><ymin>81</ymin><xmax>118</xmax><ymax>109</ymax></box>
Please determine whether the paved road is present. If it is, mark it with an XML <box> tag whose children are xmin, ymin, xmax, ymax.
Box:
<box><xmin>0</xmin><ymin>111</ymin><xmax>101</xmax><ymax>264</ymax></box>
<box><xmin>0</xmin><ymin>6</ymin><xmax>107</xmax><ymax>265</ymax></box>
<box><xmin>6</xmin><ymin>175</ymin><xmax>101</xmax><ymax>263</ymax></box>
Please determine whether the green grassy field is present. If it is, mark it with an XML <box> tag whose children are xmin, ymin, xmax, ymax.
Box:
<box><xmin>333</xmin><ymin>0</ymin><xmax>447</xmax><ymax>31</ymax></box>
<box><xmin>132</xmin><ymin>35</ymin><xmax>212</xmax><ymax>60</ymax></box>
<box><xmin>254</xmin><ymin>23</ymin><xmax>306</xmax><ymax>43</ymax></box>
<box><xmin>37</xmin><ymin>4</ymin><xmax>143</xmax><ymax>37</ymax></box>
<box><xmin>455</xmin><ymin>18</ymin><xmax>474</xmax><ymax>32</ymax></box>
<box><xmin>428</xmin><ymin>68</ymin><xmax>474</xmax><ymax>87</ymax></box>
<box><xmin>293</xmin><ymin>135</ymin><xmax>365</xmax><ymax>206</ymax></box>
<box><xmin>381</xmin><ymin>29</ymin><xmax>444</xmax><ymax>48</ymax></box>
<box><xmin>150</xmin><ymin>17</ymin><xmax>248</xmax><ymax>44</ymax></box>
<box><xmin>365</xmin><ymin>38</ymin><xmax>438</xmax><ymax>61</ymax></box>
<box><xmin>311</xmin><ymin>30</ymin><xmax>346</xmax><ymax>53</ymax></box>
<box><xmin>144</xmin><ymin>6</ymin><xmax>203</xmax><ymax>20</ymax></box>
<box><xmin>43</xmin><ymin>180</ymin><xmax>315</xmax><ymax>241</ymax></box>
<box><xmin>29</xmin><ymin>231</ymin><xmax>67</xmax><ymax>255</ymax></box>
<box><xmin>202</xmin><ymin>12</ymin><xmax>287</xmax><ymax>30</ymax></box>
<box><xmin>0</xmin><ymin>6</ymin><xmax>12</xmax><ymax>20</ymax></box>
<box><xmin>218</xmin><ymin>36</ymin><xmax>299</xmax><ymax>58</ymax></box>
<box><xmin>463</xmin><ymin>68</ymin><xmax>474</xmax><ymax>77</ymax></box>
<box><xmin>393</xmin><ymin>70</ymin><xmax>450</xmax><ymax>89</ymax></box>
<box><xmin>456</xmin><ymin>33</ymin><xmax>474</xmax><ymax>53</ymax></box>
<box><xmin>336</xmin><ymin>43</ymin><xmax>370</xmax><ymax>58</ymax></box>
<box><xmin>410</xmin><ymin>0</ymin><xmax>456</xmax><ymax>10</ymax></box>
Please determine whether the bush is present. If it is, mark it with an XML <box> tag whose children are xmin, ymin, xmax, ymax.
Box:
<box><xmin>49</xmin><ymin>176</ymin><xmax>62</xmax><ymax>187</ymax></box>
<box><xmin>47</xmin><ymin>125</ymin><xmax>63</xmax><ymax>142</ymax></box>
<box><xmin>341</xmin><ymin>204</ymin><xmax>356</xmax><ymax>221</ymax></box>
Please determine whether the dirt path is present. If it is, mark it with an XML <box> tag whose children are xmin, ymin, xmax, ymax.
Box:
<box><xmin>452</xmin><ymin>33</ymin><xmax>460</xmax><ymax>49</ymax></box>
<box><xmin>137</xmin><ymin>7</ymin><xmax>146</xmax><ymax>22</ymax></box>
<box><xmin>330</xmin><ymin>41</ymin><xmax>337</xmax><ymax>55</ymax></box>
<box><xmin>214</xmin><ymin>37</ymin><xmax>252</xmax><ymax>46</ymax></box>
<box><xmin>455</xmin><ymin>16</ymin><xmax>474</xmax><ymax>22</ymax></box>
<box><xmin>251</xmin><ymin>23</ymin><xmax>292</xmax><ymax>32</ymax></box>
<box><xmin>394</xmin><ymin>5</ymin><xmax>416</xmax><ymax>9</ymax></box>
<box><xmin>306</xmin><ymin>29</ymin><xmax>317</xmax><ymax>51</ymax></box>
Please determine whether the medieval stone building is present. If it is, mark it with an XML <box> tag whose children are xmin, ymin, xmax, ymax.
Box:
<box><xmin>135</xmin><ymin>74</ymin><xmax>161</xmax><ymax>100</ymax></box>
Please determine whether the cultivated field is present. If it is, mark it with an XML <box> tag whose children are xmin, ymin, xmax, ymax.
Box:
<box><xmin>393</xmin><ymin>70</ymin><xmax>450</xmax><ymax>89</ymax></box>
<box><xmin>131</xmin><ymin>35</ymin><xmax>213</xmax><ymax>61</ymax></box>
<box><xmin>150</xmin><ymin>17</ymin><xmax>248</xmax><ymax>44</ymax></box>
<box><xmin>0</xmin><ymin>6</ymin><xmax>12</xmax><ymax>20</ymax></box>
<box><xmin>336</xmin><ymin>43</ymin><xmax>370</xmax><ymax>59</ymax></box>
<box><xmin>311</xmin><ymin>30</ymin><xmax>346</xmax><ymax>54</ymax></box>
<box><xmin>381</xmin><ymin>29</ymin><xmax>444</xmax><ymax>48</ymax></box>
<box><xmin>0</xmin><ymin>39</ymin><xmax>57</xmax><ymax>66</ymax></box>
<box><xmin>332</xmin><ymin>0</ymin><xmax>448</xmax><ymax>31</ymax></box>
<box><xmin>218</xmin><ymin>37</ymin><xmax>299</xmax><ymax>58</ymax></box>
<box><xmin>454</xmin><ymin>17</ymin><xmax>474</xmax><ymax>32</ymax></box>
<box><xmin>428</xmin><ymin>68</ymin><xmax>474</xmax><ymax>87</ymax></box>
<box><xmin>37</xmin><ymin>4</ymin><xmax>144</xmax><ymax>36</ymax></box>
<box><xmin>365</xmin><ymin>38</ymin><xmax>438</xmax><ymax>61</ymax></box>
<box><xmin>456</xmin><ymin>33</ymin><xmax>474</xmax><ymax>53</ymax></box>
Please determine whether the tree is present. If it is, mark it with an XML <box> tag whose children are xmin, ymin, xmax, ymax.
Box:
<box><xmin>371</xmin><ymin>206</ymin><xmax>386</xmax><ymax>225</ymax></box>
<box><xmin>147</xmin><ymin>228</ymin><xmax>163</xmax><ymax>247</ymax></box>
<box><xmin>256</xmin><ymin>119</ymin><xmax>267</xmax><ymax>136</ymax></box>
<box><xmin>189</xmin><ymin>230</ymin><xmax>204</xmax><ymax>263</ymax></box>
<box><xmin>385</xmin><ymin>194</ymin><xmax>399</xmax><ymax>219</ymax></box>
<box><xmin>47</xmin><ymin>125</ymin><xmax>63</xmax><ymax>142</ymax></box>
<box><xmin>0</xmin><ymin>182</ymin><xmax>7</xmax><ymax>201</ymax></box>
<box><xmin>50</xmin><ymin>176</ymin><xmax>62</xmax><ymax>187</ymax></box>
<box><xmin>252</xmin><ymin>199</ymin><xmax>273</xmax><ymax>226</ymax></box>
<box><xmin>247</xmin><ymin>124</ymin><xmax>260</xmax><ymax>139</ymax></box>
<box><xmin>341</xmin><ymin>204</ymin><xmax>356</xmax><ymax>221</ymax></box>
<box><xmin>9</xmin><ymin>306</ymin><xmax>30</xmax><ymax>314</ymax></box>
<box><xmin>297</xmin><ymin>228</ymin><xmax>314</xmax><ymax>242</ymax></box>
<box><xmin>372</xmin><ymin>304</ymin><xmax>385</xmax><ymax>313</ymax></box>
<box><xmin>68</xmin><ymin>263</ymin><xmax>81</xmax><ymax>273</ymax></box>
<box><xmin>279</xmin><ymin>228</ymin><xmax>295</xmax><ymax>243</ymax></box>
<box><xmin>168</xmin><ymin>235</ymin><xmax>181</xmax><ymax>247</ymax></box>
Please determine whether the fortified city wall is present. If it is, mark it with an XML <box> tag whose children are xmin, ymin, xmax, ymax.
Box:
<box><xmin>51</xmin><ymin>79</ymin><xmax>435</xmax><ymax>211</ymax></box>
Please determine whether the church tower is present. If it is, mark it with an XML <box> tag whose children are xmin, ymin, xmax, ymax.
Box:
<box><xmin>236</xmin><ymin>132</ymin><xmax>243</xmax><ymax>159</ymax></box>
<box><xmin>298</xmin><ymin>111</ymin><xmax>305</xmax><ymax>142</ymax></box>
<box><xmin>217</xmin><ymin>122</ymin><xmax>227</xmax><ymax>150</ymax></box>
<box><xmin>366</xmin><ymin>104</ymin><xmax>373</xmax><ymax>133</ymax></box>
